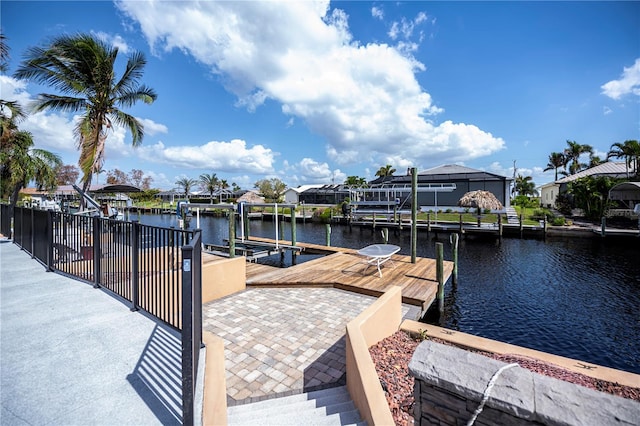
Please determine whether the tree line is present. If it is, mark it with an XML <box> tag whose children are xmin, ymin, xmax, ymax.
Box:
<box><xmin>544</xmin><ymin>139</ymin><xmax>640</xmax><ymax>180</ymax></box>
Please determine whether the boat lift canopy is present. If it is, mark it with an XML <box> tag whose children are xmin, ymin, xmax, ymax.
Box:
<box><xmin>347</xmin><ymin>183</ymin><xmax>456</xmax><ymax>212</ymax></box>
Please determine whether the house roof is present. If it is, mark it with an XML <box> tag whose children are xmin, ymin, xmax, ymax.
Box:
<box><xmin>420</xmin><ymin>164</ymin><xmax>487</xmax><ymax>176</ymax></box>
<box><xmin>556</xmin><ymin>162</ymin><xmax>633</xmax><ymax>184</ymax></box>
<box><xmin>286</xmin><ymin>184</ymin><xmax>324</xmax><ymax>194</ymax></box>
<box><xmin>374</xmin><ymin>164</ymin><xmax>509</xmax><ymax>185</ymax></box>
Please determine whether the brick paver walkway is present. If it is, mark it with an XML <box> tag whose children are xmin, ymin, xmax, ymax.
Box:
<box><xmin>203</xmin><ymin>287</ymin><xmax>417</xmax><ymax>405</ymax></box>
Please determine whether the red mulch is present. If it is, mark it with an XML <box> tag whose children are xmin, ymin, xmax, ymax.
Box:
<box><xmin>369</xmin><ymin>330</ymin><xmax>640</xmax><ymax>426</ymax></box>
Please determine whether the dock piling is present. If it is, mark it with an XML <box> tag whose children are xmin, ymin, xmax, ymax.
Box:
<box><xmin>519</xmin><ymin>213</ymin><xmax>524</xmax><ymax>238</ymax></box>
<box><xmin>228</xmin><ymin>213</ymin><xmax>235</xmax><ymax>258</ymax></box>
<box><xmin>450</xmin><ymin>233</ymin><xmax>458</xmax><ymax>285</ymax></box>
<box><xmin>436</xmin><ymin>242</ymin><xmax>444</xmax><ymax>314</ymax></box>
<box><xmin>325</xmin><ymin>224</ymin><xmax>331</xmax><ymax>246</ymax></box>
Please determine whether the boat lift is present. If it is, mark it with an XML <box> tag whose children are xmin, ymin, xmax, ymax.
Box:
<box><xmin>72</xmin><ymin>184</ymin><xmax>123</xmax><ymax>220</ymax></box>
<box><xmin>179</xmin><ymin>202</ymin><xmax>303</xmax><ymax>261</ymax></box>
<box><xmin>346</xmin><ymin>183</ymin><xmax>456</xmax><ymax>220</ymax></box>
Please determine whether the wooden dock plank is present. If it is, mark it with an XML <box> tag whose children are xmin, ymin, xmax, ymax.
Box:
<box><xmin>244</xmin><ymin>245</ymin><xmax>453</xmax><ymax>310</ymax></box>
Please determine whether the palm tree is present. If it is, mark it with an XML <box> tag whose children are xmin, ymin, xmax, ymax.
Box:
<box><xmin>344</xmin><ymin>175</ymin><xmax>367</xmax><ymax>187</ymax></box>
<box><xmin>199</xmin><ymin>173</ymin><xmax>219</xmax><ymax>202</ymax></box>
<box><xmin>375</xmin><ymin>164</ymin><xmax>396</xmax><ymax>177</ymax></box>
<box><xmin>514</xmin><ymin>175</ymin><xmax>538</xmax><ymax>197</ymax></box>
<box><xmin>607</xmin><ymin>140</ymin><xmax>640</xmax><ymax>178</ymax></box>
<box><xmin>175</xmin><ymin>177</ymin><xmax>197</xmax><ymax>198</ymax></box>
<box><xmin>1</xmin><ymin>33</ymin><xmax>26</xmax><ymax>145</ymax></box>
<box><xmin>0</xmin><ymin>32</ymin><xmax>9</xmax><ymax>72</ymax></box>
<box><xmin>219</xmin><ymin>179</ymin><xmax>230</xmax><ymax>202</ymax></box>
<box><xmin>543</xmin><ymin>152</ymin><xmax>566</xmax><ymax>181</ymax></box>
<box><xmin>563</xmin><ymin>140</ymin><xmax>593</xmax><ymax>175</ymax></box>
<box><xmin>0</xmin><ymin>130</ymin><xmax>61</xmax><ymax>207</ymax></box>
<box><xmin>588</xmin><ymin>155</ymin><xmax>604</xmax><ymax>169</ymax></box>
<box><xmin>14</xmin><ymin>33</ymin><xmax>157</xmax><ymax>193</ymax></box>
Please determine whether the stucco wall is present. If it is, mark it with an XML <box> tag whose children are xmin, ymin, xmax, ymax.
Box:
<box><xmin>202</xmin><ymin>256</ymin><xmax>246</xmax><ymax>303</ymax></box>
<box><xmin>345</xmin><ymin>286</ymin><xmax>401</xmax><ymax>426</ymax></box>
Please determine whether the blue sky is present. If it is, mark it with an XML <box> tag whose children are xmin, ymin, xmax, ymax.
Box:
<box><xmin>2</xmin><ymin>1</ymin><xmax>639</xmax><ymax>191</ymax></box>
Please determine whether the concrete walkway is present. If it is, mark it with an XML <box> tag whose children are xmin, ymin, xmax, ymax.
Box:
<box><xmin>0</xmin><ymin>240</ymin><xmax>183</xmax><ymax>425</ymax></box>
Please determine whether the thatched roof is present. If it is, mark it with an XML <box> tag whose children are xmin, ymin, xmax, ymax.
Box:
<box><xmin>457</xmin><ymin>190</ymin><xmax>504</xmax><ymax>210</ymax></box>
<box><xmin>236</xmin><ymin>190</ymin><xmax>265</xmax><ymax>204</ymax></box>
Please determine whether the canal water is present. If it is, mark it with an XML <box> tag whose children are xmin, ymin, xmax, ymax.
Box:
<box><xmin>134</xmin><ymin>213</ymin><xmax>640</xmax><ymax>375</ymax></box>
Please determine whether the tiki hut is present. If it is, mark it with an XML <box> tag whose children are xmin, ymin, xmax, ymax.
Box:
<box><xmin>236</xmin><ymin>190</ymin><xmax>265</xmax><ymax>204</ymax></box>
<box><xmin>458</xmin><ymin>190</ymin><xmax>504</xmax><ymax>226</ymax></box>
<box><xmin>457</xmin><ymin>190</ymin><xmax>504</xmax><ymax>210</ymax></box>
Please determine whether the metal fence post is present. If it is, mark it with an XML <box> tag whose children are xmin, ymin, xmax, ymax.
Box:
<box><xmin>181</xmin><ymin>244</ymin><xmax>195</xmax><ymax>426</ymax></box>
<box><xmin>30</xmin><ymin>207</ymin><xmax>35</xmax><ymax>258</ymax></box>
<box><xmin>131</xmin><ymin>221</ymin><xmax>140</xmax><ymax>311</ymax></box>
<box><xmin>92</xmin><ymin>216</ymin><xmax>101</xmax><ymax>288</ymax></box>
<box><xmin>46</xmin><ymin>211</ymin><xmax>54</xmax><ymax>272</ymax></box>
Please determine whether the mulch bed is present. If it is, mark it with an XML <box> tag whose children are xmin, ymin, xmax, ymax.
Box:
<box><xmin>369</xmin><ymin>330</ymin><xmax>640</xmax><ymax>426</ymax></box>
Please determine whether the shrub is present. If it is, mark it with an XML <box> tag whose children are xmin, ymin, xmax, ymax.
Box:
<box><xmin>512</xmin><ymin>195</ymin><xmax>540</xmax><ymax>209</ymax></box>
<box><xmin>313</xmin><ymin>207</ymin><xmax>332</xmax><ymax>223</ymax></box>
<box><xmin>555</xmin><ymin>193</ymin><xmax>573</xmax><ymax>216</ymax></box>
<box><xmin>551</xmin><ymin>217</ymin><xmax>565</xmax><ymax>226</ymax></box>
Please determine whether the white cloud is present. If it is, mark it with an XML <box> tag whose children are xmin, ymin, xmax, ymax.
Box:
<box><xmin>22</xmin><ymin>111</ymin><xmax>77</xmax><ymax>154</ymax></box>
<box><xmin>136</xmin><ymin>117</ymin><xmax>168</xmax><ymax>136</ymax></box>
<box><xmin>280</xmin><ymin>157</ymin><xmax>345</xmax><ymax>186</ymax></box>
<box><xmin>137</xmin><ymin>138</ymin><xmax>275</xmax><ymax>174</ymax></box>
<box><xmin>1</xmin><ymin>75</ymin><xmax>78</xmax><ymax>156</ymax></box>
<box><xmin>143</xmin><ymin>170</ymin><xmax>170</xmax><ymax>189</ymax></box>
<box><xmin>117</xmin><ymin>1</ymin><xmax>504</xmax><ymax>171</ymax></box>
<box><xmin>92</xmin><ymin>31</ymin><xmax>131</xmax><ymax>53</ymax></box>
<box><xmin>371</xmin><ymin>6</ymin><xmax>383</xmax><ymax>20</ymax></box>
<box><xmin>0</xmin><ymin>76</ymin><xmax>30</xmax><ymax>114</ymax></box>
<box><xmin>601</xmin><ymin>58</ymin><xmax>640</xmax><ymax>100</ymax></box>
<box><xmin>603</xmin><ymin>106</ymin><xmax>612</xmax><ymax>115</ymax></box>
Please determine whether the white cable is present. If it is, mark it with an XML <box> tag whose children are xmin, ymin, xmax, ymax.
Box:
<box><xmin>467</xmin><ymin>363</ymin><xmax>519</xmax><ymax>426</ymax></box>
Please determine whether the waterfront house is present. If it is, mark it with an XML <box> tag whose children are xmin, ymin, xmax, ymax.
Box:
<box><xmin>367</xmin><ymin>164</ymin><xmax>512</xmax><ymax>210</ymax></box>
<box><xmin>540</xmin><ymin>161</ymin><xmax>634</xmax><ymax>208</ymax></box>
<box><xmin>296</xmin><ymin>184</ymin><xmax>348</xmax><ymax>205</ymax></box>
<box><xmin>284</xmin><ymin>184</ymin><xmax>324</xmax><ymax>204</ymax></box>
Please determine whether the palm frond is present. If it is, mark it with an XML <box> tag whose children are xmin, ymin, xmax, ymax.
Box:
<box><xmin>111</xmin><ymin>110</ymin><xmax>144</xmax><ymax>146</ymax></box>
<box><xmin>32</xmin><ymin>95</ymin><xmax>87</xmax><ymax>114</ymax></box>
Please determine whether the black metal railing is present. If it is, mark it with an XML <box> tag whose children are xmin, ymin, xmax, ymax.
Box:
<box><xmin>12</xmin><ymin>209</ymin><xmax>197</xmax><ymax>330</ymax></box>
<box><xmin>181</xmin><ymin>229</ymin><xmax>203</xmax><ymax>426</ymax></box>
<box><xmin>10</xmin><ymin>208</ymin><xmax>204</xmax><ymax>424</ymax></box>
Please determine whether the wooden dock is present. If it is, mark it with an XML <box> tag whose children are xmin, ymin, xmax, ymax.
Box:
<box><xmin>243</xmin><ymin>238</ymin><xmax>453</xmax><ymax>312</ymax></box>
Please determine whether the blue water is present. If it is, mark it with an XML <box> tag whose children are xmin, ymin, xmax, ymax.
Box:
<box><xmin>134</xmin><ymin>212</ymin><xmax>640</xmax><ymax>374</ymax></box>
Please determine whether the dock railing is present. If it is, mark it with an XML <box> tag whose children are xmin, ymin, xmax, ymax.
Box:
<box><xmin>7</xmin><ymin>206</ymin><xmax>204</xmax><ymax>425</ymax></box>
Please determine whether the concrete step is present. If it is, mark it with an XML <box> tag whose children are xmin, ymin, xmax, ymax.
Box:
<box><xmin>227</xmin><ymin>385</ymin><xmax>364</xmax><ymax>426</ymax></box>
<box><xmin>505</xmin><ymin>207</ymin><xmax>520</xmax><ymax>224</ymax></box>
